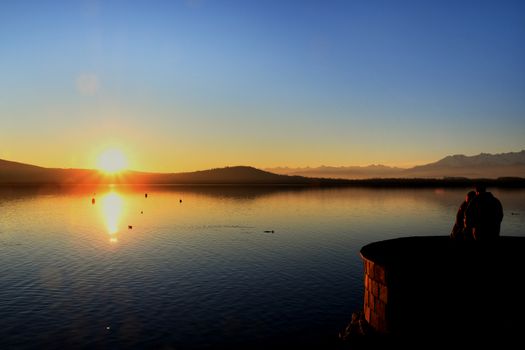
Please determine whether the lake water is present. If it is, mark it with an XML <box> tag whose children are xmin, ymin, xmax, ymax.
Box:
<box><xmin>1</xmin><ymin>186</ymin><xmax>524</xmax><ymax>349</ymax></box>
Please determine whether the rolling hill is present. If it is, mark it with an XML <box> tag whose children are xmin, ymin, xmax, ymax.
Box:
<box><xmin>0</xmin><ymin>160</ymin><xmax>346</xmax><ymax>185</ymax></box>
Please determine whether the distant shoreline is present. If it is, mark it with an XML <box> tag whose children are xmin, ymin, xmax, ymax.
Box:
<box><xmin>1</xmin><ymin>178</ymin><xmax>525</xmax><ymax>188</ymax></box>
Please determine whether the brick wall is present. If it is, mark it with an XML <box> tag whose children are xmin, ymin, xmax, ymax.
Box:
<box><xmin>362</xmin><ymin>258</ymin><xmax>388</xmax><ymax>333</ymax></box>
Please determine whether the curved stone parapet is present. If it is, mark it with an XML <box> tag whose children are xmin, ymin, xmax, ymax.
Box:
<box><xmin>360</xmin><ymin>236</ymin><xmax>525</xmax><ymax>338</ymax></box>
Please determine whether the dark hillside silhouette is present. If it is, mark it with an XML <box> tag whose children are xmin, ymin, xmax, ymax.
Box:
<box><xmin>1</xmin><ymin>158</ymin><xmax>525</xmax><ymax>187</ymax></box>
<box><xmin>0</xmin><ymin>158</ymin><xmax>96</xmax><ymax>184</ymax></box>
<box><xmin>0</xmin><ymin>160</ymin><xmax>347</xmax><ymax>185</ymax></box>
<box><xmin>135</xmin><ymin>166</ymin><xmax>348</xmax><ymax>185</ymax></box>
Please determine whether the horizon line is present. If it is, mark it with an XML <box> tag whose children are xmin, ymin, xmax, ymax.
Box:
<box><xmin>2</xmin><ymin>149</ymin><xmax>525</xmax><ymax>174</ymax></box>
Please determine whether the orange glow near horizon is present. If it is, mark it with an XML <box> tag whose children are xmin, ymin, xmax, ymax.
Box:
<box><xmin>96</xmin><ymin>149</ymin><xmax>128</xmax><ymax>174</ymax></box>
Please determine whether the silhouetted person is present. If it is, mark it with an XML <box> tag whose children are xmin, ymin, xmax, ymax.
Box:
<box><xmin>465</xmin><ymin>184</ymin><xmax>503</xmax><ymax>240</ymax></box>
<box><xmin>450</xmin><ymin>190</ymin><xmax>476</xmax><ymax>240</ymax></box>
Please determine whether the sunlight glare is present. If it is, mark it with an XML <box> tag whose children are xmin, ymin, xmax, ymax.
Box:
<box><xmin>97</xmin><ymin>149</ymin><xmax>128</xmax><ymax>173</ymax></box>
<box><xmin>100</xmin><ymin>192</ymin><xmax>123</xmax><ymax>237</ymax></box>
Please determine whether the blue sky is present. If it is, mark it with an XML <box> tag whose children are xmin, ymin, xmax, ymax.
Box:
<box><xmin>1</xmin><ymin>0</ymin><xmax>524</xmax><ymax>171</ymax></box>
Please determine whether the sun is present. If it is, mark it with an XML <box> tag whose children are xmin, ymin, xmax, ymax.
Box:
<box><xmin>97</xmin><ymin>149</ymin><xmax>128</xmax><ymax>173</ymax></box>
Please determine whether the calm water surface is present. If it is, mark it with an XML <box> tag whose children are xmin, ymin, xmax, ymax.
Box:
<box><xmin>1</xmin><ymin>186</ymin><xmax>524</xmax><ymax>349</ymax></box>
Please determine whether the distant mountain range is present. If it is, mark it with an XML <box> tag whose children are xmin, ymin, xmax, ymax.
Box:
<box><xmin>266</xmin><ymin>150</ymin><xmax>525</xmax><ymax>179</ymax></box>
<box><xmin>1</xmin><ymin>150</ymin><xmax>524</xmax><ymax>185</ymax></box>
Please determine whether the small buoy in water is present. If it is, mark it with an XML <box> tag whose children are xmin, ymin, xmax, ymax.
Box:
<box><xmin>141</xmin><ymin>211</ymin><xmax>143</xmax><ymax>214</ymax></box>
<box><xmin>264</xmin><ymin>230</ymin><xmax>275</xmax><ymax>233</ymax></box>
<box><xmin>179</xmin><ymin>199</ymin><xmax>182</xmax><ymax>203</ymax></box>
<box><xmin>128</xmin><ymin>225</ymin><xmax>133</xmax><ymax>229</ymax></box>
<box><xmin>145</xmin><ymin>193</ymin><xmax>148</xmax><ymax>198</ymax></box>
<box><xmin>92</xmin><ymin>198</ymin><xmax>95</xmax><ymax>204</ymax></box>
<box><xmin>106</xmin><ymin>326</ymin><xmax>110</xmax><ymax>330</ymax></box>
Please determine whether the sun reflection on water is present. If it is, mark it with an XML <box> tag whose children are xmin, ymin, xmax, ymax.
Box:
<box><xmin>100</xmin><ymin>192</ymin><xmax>123</xmax><ymax>241</ymax></box>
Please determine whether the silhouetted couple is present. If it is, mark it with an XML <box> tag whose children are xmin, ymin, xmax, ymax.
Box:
<box><xmin>450</xmin><ymin>184</ymin><xmax>503</xmax><ymax>240</ymax></box>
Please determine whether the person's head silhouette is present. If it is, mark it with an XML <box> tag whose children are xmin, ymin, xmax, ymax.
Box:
<box><xmin>475</xmin><ymin>184</ymin><xmax>486</xmax><ymax>195</ymax></box>
<box><xmin>466</xmin><ymin>190</ymin><xmax>476</xmax><ymax>202</ymax></box>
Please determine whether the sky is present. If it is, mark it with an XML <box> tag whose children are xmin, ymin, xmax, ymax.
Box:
<box><xmin>1</xmin><ymin>0</ymin><xmax>524</xmax><ymax>172</ymax></box>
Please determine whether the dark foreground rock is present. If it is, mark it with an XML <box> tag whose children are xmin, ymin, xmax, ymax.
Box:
<box><xmin>339</xmin><ymin>236</ymin><xmax>525</xmax><ymax>348</ymax></box>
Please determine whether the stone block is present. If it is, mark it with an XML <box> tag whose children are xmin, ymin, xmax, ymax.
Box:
<box><xmin>369</xmin><ymin>293</ymin><xmax>375</xmax><ymax>311</ymax></box>
<box><xmin>364</xmin><ymin>305</ymin><xmax>371</xmax><ymax>322</ymax></box>
<box><xmin>379</xmin><ymin>285</ymin><xmax>388</xmax><ymax>304</ymax></box>
<box><xmin>372</xmin><ymin>280</ymin><xmax>379</xmax><ymax>297</ymax></box>
<box><xmin>375</xmin><ymin>264</ymin><xmax>386</xmax><ymax>284</ymax></box>
<box><xmin>375</xmin><ymin>299</ymin><xmax>385</xmax><ymax>317</ymax></box>
<box><xmin>368</xmin><ymin>261</ymin><xmax>375</xmax><ymax>279</ymax></box>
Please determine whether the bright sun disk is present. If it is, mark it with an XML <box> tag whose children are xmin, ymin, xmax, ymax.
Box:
<box><xmin>97</xmin><ymin>149</ymin><xmax>128</xmax><ymax>173</ymax></box>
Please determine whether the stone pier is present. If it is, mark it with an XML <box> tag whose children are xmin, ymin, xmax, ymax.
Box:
<box><xmin>360</xmin><ymin>236</ymin><xmax>525</xmax><ymax>339</ymax></box>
